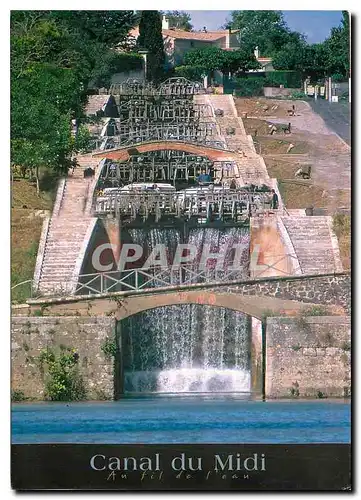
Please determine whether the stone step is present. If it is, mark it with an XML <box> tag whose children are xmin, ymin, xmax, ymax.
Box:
<box><xmin>40</xmin><ymin>271</ymin><xmax>75</xmax><ymax>277</ymax></box>
<box><xmin>41</xmin><ymin>270</ymin><xmax>77</xmax><ymax>276</ymax></box>
<box><xmin>281</xmin><ymin>216</ymin><xmax>338</xmax><ymax>274</ymax></box>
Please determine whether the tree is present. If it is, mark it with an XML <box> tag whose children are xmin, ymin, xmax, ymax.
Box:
<box><xmin>272</xmin><ymin>11</ymin><xmax>350</xmax><ymax>80</ymax></box>
<box><xmin>222</xmin><ymin>49</ymin><xmax>261</xmax><ymax>75</ymax></box>
<box><xmin>48</xmin><ymin>10</ymin><xmax>137</xmax><ymax>47</ymax></box>
<box><xmin>11</xmin><ymin>10</ymin><xmax>138</xmax><ymax>191</ymax></box>
<box><xmin>228</xmin><ymin>10</ymin><xmax>299</xmax><ymax>56</ymax></box>
<box><xmin>323</xmin><ymin>11</ymin><xmax>350</xmax><ymax>78</ymax></box>
<box><xmin>137</xmin><ymin>11</ymin><xmax>165</xmax><ymax>82</ymax></box>
<box><xmin>163</xmin><ymin>11</ymin><xmax>193</xmax><ymax>31</ymax></box>
<box><xmin>184</xmin><ymin>47</ymin><xmax>260</xmax><ymax>76</ymax></box>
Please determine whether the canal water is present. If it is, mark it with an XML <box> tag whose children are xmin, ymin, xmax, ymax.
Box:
<box><xmin>12</xmin><ymin>398</ymin><xmax>350</xmax><ymax>444</ymax></box>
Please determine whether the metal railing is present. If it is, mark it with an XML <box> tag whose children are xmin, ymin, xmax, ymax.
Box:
<box><xmin>76</xmin><ymin>266</ymin><xmax>248</xmax><ymax>295</ymax></box>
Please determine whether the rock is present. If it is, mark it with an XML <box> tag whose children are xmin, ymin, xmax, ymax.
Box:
<box><xmin>302</xmin><ymin>348</ymin><xmax>317</xmax><ymax>356</ymax></box>
<box><xmin>263</xmin><ymin>105</ymin><xmax>269</xmax><ymax>111</ymax></box>
<box><xmin>27</xmin><ymin>210</ymin><xmax>50</xmax><ymax>219</ymax></box>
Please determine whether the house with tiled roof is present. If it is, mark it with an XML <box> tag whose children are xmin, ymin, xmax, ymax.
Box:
<box><xmin>126</xmin><ymin>16</ymin><xmax>274</xmax><ymax>85</ymax></box>
<box><xmin>130</xmin><ymin>16</ymin><xmax>241</xmax><ymax>69</ymax></box>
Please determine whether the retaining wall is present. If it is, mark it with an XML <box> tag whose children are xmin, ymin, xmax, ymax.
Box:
<box><xmin>265</xmin><ymin>316</ymin><xmax>351</xmax><ymax>398</ymax></box>
<box><xmin>12</xmin><ymin>317</ymin><xmax>116</xmax><ymax>400</ymax></box>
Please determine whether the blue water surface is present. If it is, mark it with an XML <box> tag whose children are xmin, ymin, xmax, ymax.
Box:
<box><xmin>12</xmin><ymin>397</ymin><xmax>351</xmax><ymax>444</ymax></box>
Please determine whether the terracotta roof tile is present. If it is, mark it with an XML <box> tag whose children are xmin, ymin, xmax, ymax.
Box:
<box><xmin>129</xmin><ymin>27</ymin><xmax>239</xmax><ymax>42</ymax></box>
<box><xmin>162</xmin><ymin>29</ymin><xmax>227</xmax><ymax>41</ymax></box>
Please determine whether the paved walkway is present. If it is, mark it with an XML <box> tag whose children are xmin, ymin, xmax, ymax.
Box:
<box><xmin>309</xmin><ymin>100</ymin><xmax>351</xmax><ymax>146</ymax></box>
<box><xmin>263</xmin><ymin>100</ymin><xmax>351</xmax><ymax>209</ymax></box>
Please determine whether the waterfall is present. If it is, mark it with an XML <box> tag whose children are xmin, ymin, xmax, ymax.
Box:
<box><xmin>122</xmin><ymin>226</ymin><xmax>251</xmax><ymax>393</ymax></box>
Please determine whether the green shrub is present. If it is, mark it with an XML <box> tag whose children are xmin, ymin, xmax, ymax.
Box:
<box><xmin>92</xmin><ymin>52</ymin><xmax>143</xmax><ymax>88</ymax></box>
<box><xmin>263</xmin><ymin>70</ymin><xmax>302</xmax><ymax>89</ymax></box>
<box><xmin>12</xmin><ymin>390</ymin><xmax>27</xmax><ymax>402</ymax></box>
<box><xmin>38</xmin><ymin>347</ymin><xmax>86</xmax><ymax>401</ymax></box>
<box><xmin>331</xmin><ymin>73</ymin><xmax>346</xmax><ymax>83</ymax></box>
<box><xmin>173</xmin><ymin>65</ymin><xmax>206</xmax><ymax>82</ymax></box>
<box><xmin>290</xmin><ymin>90</ymin><xmax>306</xmax><ymax>100</ymax></box>
<box><xmin>101</xmin><ymin>337</ymin><xmax>117</xmax><ymax>358</ymax></box>
<box><xmin>234</xmin><ymin>76</ymin><xmax>265</xmax><ymax>97</ymax></box>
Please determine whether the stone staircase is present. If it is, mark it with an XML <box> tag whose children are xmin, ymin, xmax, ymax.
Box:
<box><xmin>84</xmin><ymin>95</ymin><xmax>111</xmax><ymax>116</ymax></box>
<box><xmin>281</xmin><ymin>216</ymin><xmax>343</xmax><ymax>274</ymax></box>
<box><xmin>35</xmin><ymin>154</ymin><xmax>100</xmax><ymax>296</ymax></box>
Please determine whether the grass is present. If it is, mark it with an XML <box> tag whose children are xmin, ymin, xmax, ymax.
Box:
<box><xmin>11</xmin><ymin>212</ymin><xmax>44</xmax><ymax>303</ymax></box>
<box><xmin>265</xmin><ymin>159</ymin><xmax>329</xmax><ymax>210</ymax></box>
<box><xmin>278</xmin><ymin>182</ymin><xmax>329</xmax><ymax>210</ymax></box>
<box><xmin>243</xmin><ymin>118</ymin><xmax>274</xmax><ymax>136</ymax></box>
<box><xmin>333</xmin><ymin>214</ymin><xmax>351</xmax><ymax>270</ymax></box>
<box><xmin>11</xmin><ymin>172</ymin><xmax>58</xmax><ymax>304</ymax></box>
<box><xmin>254</xmin><ymin>137</ymin><xmax>309</xmax><ymax>156</ymax></box>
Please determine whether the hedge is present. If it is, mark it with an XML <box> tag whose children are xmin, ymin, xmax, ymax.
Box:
<box><xmin>91</xmin><ymin>51</ymin><xmax>143</xmax><ymax>88</ymax></box>
<box><xmin>174</xmin><ymin>65</ymin><xmax>206</xmax><ymax>82</ymax></box>
<box><xmin>109</xmin><ymin>52</ymin><xmax>143</xmax><ymax>73</ymax></box>
<box><xmin>263</xmin><ymin>70</ymin><xmax>302</xmax><ymax>89</ymax></box>
<box><xmin>232</xmin><ymin>76</ymin><xmax>265</xmax><ymax>97</ymax></box>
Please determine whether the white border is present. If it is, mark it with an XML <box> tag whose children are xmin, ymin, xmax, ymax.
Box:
<box><xmin>2</xmin><ymin>3</ymin><xmax>357</xmax><ymax>498</ymax></box>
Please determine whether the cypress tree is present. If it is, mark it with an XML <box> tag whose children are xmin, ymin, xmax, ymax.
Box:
<box><xmin>137</xmin><ymin>11</ymin><xmax>165</xmax><ymax>83</ymax></box>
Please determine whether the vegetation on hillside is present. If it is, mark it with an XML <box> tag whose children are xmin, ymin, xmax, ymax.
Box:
<box><xmin>11</xmin><ymin>10</ymin><xmax>138</xmax><ymax>184</ymax></box>
<box><xmin>11</xmin><ymin>10</ymin><xmax>139</xmax><ymax>300</ymax></box>
<box><xmin>11</xmin><ymin>177</ymin><xmax>55</xmax><ymax>303</ymax></box>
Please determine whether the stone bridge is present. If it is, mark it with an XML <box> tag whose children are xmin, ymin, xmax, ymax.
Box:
<box><xmin>92</xmin><ymin>140</ymin><xmax>239</xmax><ymax>162</ymax></box>
<box><xmin>25</xmin><ymin>272</ymin><xmax>350</xmax><ymax>320</ymax></box>
<box><xmin>13</xmin><ymin>272</ymin><xmax>351</xmax><ymax>401</ymax></box>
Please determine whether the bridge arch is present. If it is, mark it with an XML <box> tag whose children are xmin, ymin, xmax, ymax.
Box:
<box><xmin>113</xmin><ymin>290</ymin><xmax>336</xmax><ymax>322</ymax></box>
<box><xmin>92</xmin><ymin>140</ymin><xmax>238</xmax><ymax>163</ymax></box>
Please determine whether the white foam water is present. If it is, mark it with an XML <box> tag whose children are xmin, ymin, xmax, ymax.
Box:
<box><xmin>122</xmin><ymin>226</ymin><xmax>252</xmax><ymax>394</ymax></box>
<box><xmin>125</xmin><ymin>368</ymin><xmax>251</xmax><ymax>393</ymax></box>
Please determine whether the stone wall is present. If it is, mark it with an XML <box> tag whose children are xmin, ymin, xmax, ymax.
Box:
<box><xmin>265</xmin><ymin>316</ymin><xmax>351</xmax><ymax>398</ymax></box>
<box><xmin>226</xmin><ymin>273</ymin><xmax>351</xmax><ymax>314</ymax></box>
<box><xmin>263</xmin><ymin>87</ymin><xmax>300</xmax><ymax>98</ymax></box>
<box><xmin>12</xmin><ymin>317</ymin><xmax>116</xmax><ymax>401</ymax></box>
